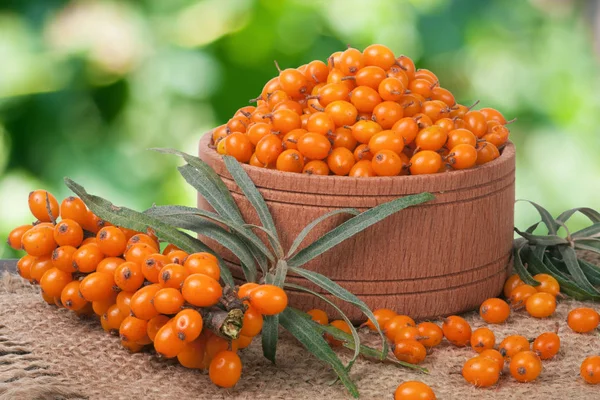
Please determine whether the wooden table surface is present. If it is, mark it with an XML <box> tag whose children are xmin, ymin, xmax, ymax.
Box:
<box><xmin>0</xmin><ymin>259</ymin><xmax>17</xmax><ymax>273</ymax></box>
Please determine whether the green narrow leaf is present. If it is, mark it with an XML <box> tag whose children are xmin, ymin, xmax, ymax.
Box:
<box><xmin>578</xmin><ymin>258</ymin><xmax>600</xmax><ymax>286</ymax></box>
<box><xmin>512</xmin><ymin>245</ymin><xmax>540</xmax><ymax>286</ymax></box>
<box><xmin>287</xmin><ymin>208</ymin><xmax>360</xmax><ymax>258</ymax></box>
<box><xmin>149</xmin><ymin>214</ymin><xmax>257</xmax><ymax>283</ymax></box>
<box><xmin>273</xmin><ymin>259</ymin><xmax>288</xmax><ymax>287</ymax></box>
<box><xmin>285</xmin><ymin>283</ymin><xmax>361</xmax><ymax>367</ymax></box>
<box><xmin>526</xmin><ymin>222</ymin><xmax>540</xmax><ymax>234</ymax></box>
<box><xmin>223</xmin><ymin>156</ymin><xmax>281</xmax><ymax>252</ymax></box>
<box><xmin>64</xmin><ymin>178</ymin><xmax>235</xmax><ymax>287</ymax></box>
<box><xmin>574</xmin><ymin>239</ymin><xmax>600</xmax><ymax>254</ymax></box>
<box><xmin>261</xmin><ymin>315</ymin><xmax>279</xmax><ymax>364</ymax></box>
<box><xmin>514</xmin><ymin>229</ymin><xmax>569</xmax><ymax>246</ymax></box>
<box><xmin>145</xmin><ymin>205</ymin><xmax>274</xmax><ymax>262</ymax></box>
<box><xmin>557</xmin><ymin>207</ymin><xmax>600</xmax><ymax>224</ymax></box>
<box><xmin>288</xmin><ymin>266</ymin><xmax>388</xmax><ymax>359</ymax></box>
<box><xmin>278</xmin><ymin>308</ymin><xmax>359</xmax><ymax>398</ymax></box>
<box><xmin>288</xmin><ymin>193</ymin><xmax>433</xmax><ymax>268</ymax></box>
<box><xmin>243</xmin><ymin>224</ymin><xmax>284</xmax><ymax>259</ymax></box>
<box><xmin>572</xmin><ymin>223</ymin><xmax>600</xmax><ymax>239</ymax></box>
<box><xmin>557</xmin><ymin>246</ymin><xmax>600</xmax><ymax>295</ymax></box>
<box><xmin>516</xmin><ymin>200</ymin><xmax>559</xmax><ymax>234</ymax></box>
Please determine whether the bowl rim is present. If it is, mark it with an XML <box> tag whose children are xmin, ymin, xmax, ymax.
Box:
<box><xmin>198</xmin><ymin>131</ymin><xmax>515</xmax><ymax>196</ymax></box>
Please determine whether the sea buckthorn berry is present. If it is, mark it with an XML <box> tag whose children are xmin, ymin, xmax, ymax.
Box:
<box><xmin>325</xmin><ymin>319</ymin><xmax>352</xmax><ymax>347</ymax></box>
<box><xmin>60</xmin><ymin>281</ymin><xmax>87</xmax><ymax>311</ymax></box>
<box><xmin>479</xmin><ymin>298</ymin><xmax>510</xmax><ymax>324</ymax></box>
<box><xmin>352</xmin><ymin>120</ymin><xmax>382</xmax><ymax>144</ymax></box>
<box><xmin>349</xmin><ymin>160</ymin><xmax>376</xmax><ymax>177</ymax></box>
<box><xmin>162</xmin><ymin>244</ymin><xmax>181</xmax><ymax>256</ymax></box>
<box><xmin>28</xmin><ymin>190</ymin><xmax>59</xmax><ymax>222</ymax></box>
<box><xmin>159</xmin><ymin>263</ymin><xmax>189</xmax><ymax>289</ymax></box>
<box><xmin>372</xmin><ymin>102</ymin><xmax>404</xmax><ymax>129</ymax></box>
<box><xmin>480</xmin><ymin>107</ymin><xmax>507</xmax><ymax>124</ymax></box>
<box><xmin>125</xmin><ymin>243</ymin><xmax>156</xmax><ymax>266</ymax></box>
<box><xmin>581</xmin><ymin>356</ymin><xmax>600</xmax><ymax>384</ymax></box>
<box><xmin>82</xmin><ymin>211</ymin><xmax>106</xmax><ymax>234</ymax></box>
<box><xmin>338</xmin><ymin>47</ymin><xmax>363</xmax><ymax>76</ymax></box>
<box><xmin>408</xmin><ymin>79</ymin><xmax>433</xmax><ymax>99</ymax></box>
<box><xmin>364</xmin><ymin>308</ymin><xmax>396</xmax><ymax>331</ymax></box>
<box><xmin>362</xmin><ymin>44</ymin><xmax>395</xmax><ymax>70</ymax></box>
<box><xmin>227</xmin><ymin>116</ymin><xmax>248</xmax><ymax>133</ymax></box>
<box><xmin>266</xmin><ymin>90</ymin><xmax>289</xmax><ymax>109</ymax></box>
<box><xmin>355</xmin><ymin>66</ymin><xmax>387</xmax><ymax>90</ymax></box>
<box><xmin>30</xmin><ymin>255</ymin><xmax>53</xmax><ymax>284</ymax></box>
<box><xmin>394</xmin><ymin>326</ymin><xmax>420</xmax><ymax>342</ymax></box>
<box><xmin>130</xmin><ymin>284</ymin><xmax>161</xmax><ymax>320</ymax></box>
<box><xmin>178</xmin><ymin>336</ymin><xmax>207</xmax><ymax>369</ymax></box>
<box><xmin>60</xmin><ymin>196</ymin><xmax>88</xmax><ymax>226</ymax></box>
<box><xmin>71</xmin><ymin>243</ymin><xmax>103</xmax><ymax>273</ymax></box>
<box><xmin>350</xmin><ymin>86</ymin><xmax>382</xmax><ymax>113</ymax></box>
<box><xmin>121</xmin><ymin>340</ymin><xmax>144</xmax><ymax>353</ymax></box>
<box><xmin>415</xmin><ymin>68</ymin><xmax>438</xmax><ymax>84</ymax></box>
<box><xmin>114</xmin><ymin>261</ymin><xmax>144</xmax><ymax>292</ymax></box>
<box><xmin>278</xmin><ymin>65</ymin><xmax>309</xmax><ymax>98</ymax></box>
<box><xmin>327</xmin><ymin>147</ymin><xmax>355</xmax><ymax>176</ymax></box>
<box><xmin>96</xmin><ymin>257</ymin><xmax>125</xmax><ymax>275</ymax></box>
<box><xmin>268</xmin><ymin>108</ymin><xmax>301</xmax><ymax>134</ymax></box>
<box><xmin>255</xmin><ymin>134</ymin><xmax>283</xmax><ymax>165</ymax></box>
<box><xmin>331</xmin><ymin>126</ymin><xmax>358</xmax><ymax>150</ymax></box>
<box><xmin>416</xmin><ymin>322</ymin><xmax>443</xmax><ymax>348</ymax></box>
<box><xmin>22</xmin><ymin>225</ymin><xmax>57</xmax><ymax>257</ymax></box>
<box><xmin>372</xmin><ymin>150</ymin><xmax>403</xmax><ymax>176</ymax></box>
<box><xmin>325</xmin><ymin>101</ymin><xmax>358</xmax><ymax>127</ymax></box>
<box><xmin>409</xmin><ymin>151</ymin><xmax>442</xmax><ymax>175</ymax></box>
<box><xmin>119</xmin><ymin>316</ymin><xmax>149</xmax><ymax>343</ymax></box>
<box><xmin>297</xmin><ymin>132</ymin><xmax>331</xmax><ymax>160</ymax></box>
<box><xmin>168</xmin><ymin>250</ymin><xmax>189</xmax><ymax>265</ymax></box>
<box><xmin>173</xmin><ymin>309</ymin><xmax>203</xmax><ymax>342</ymax></box>
<box><xmin>241</xmin><ymin>304</ymin><xmax>264</xmax><ymax>337</ymax></box>
<box><xmin>462</xmin><ymin>356</ymin><xmax>501</xmax><ymax>387</ymax></box>
<box><xmin>276</xmin><ymin>149</ymin><xmax>304</xmax><ymax>173</ymax></box>
<box><xmin>7</xmin><ymin>224</ymin><xmax>33</xmax><ymax>250</ymax></box>
<box><xmin>224</xmin><ymin>132</ymin><xmax>253</xmax><ymax>163</ymax></box>
<box><xmin>181</xmin><ymin>274</ymin><xmax>222</xmax><ymax>307</ymax></box>
<box><xmin>447</xmin><ymin>144</ymin><xmax>478</xmax><ymax>170</ymax></box>
<box><xmin>480</xmin><ymin>349</ymin><xmax>505</xmax><ymax>372</ymax></box>
<box><xmin>247</xmin><ymin>122</ymin><xmax>271</xmax><ymax>146</ymax></box>
<box><xmin>353</xmin><ymin>144</ymin><xmax>373</xmax><ymax>162</ymax></box>
<box><xmin>102</xmin><ymin>304</ymin><xmax>126</xmax><ymax>332</ymax></box>
<box><xmin>41</xmin><ymin>291</ymin><xmax>55</xmax><ymax>305</ymax></box>
<box><xmin>318</xmin><ymin>83</ymin><xmax>351</xmax><ymax>106</ymax></box>
<box><xmin>503</xmin><ymin>274</ymin><xmax>524</xmax><ymax>298</ymax></box>
<box><xmin>79</xmin><ymin>272</ymin><xmax>116</xmax><ymax>302</ymax></box>
<box><xmin>153</xmin><ymin>288</ymin><xmax>184</xmax><ymax>315</ymax></box>
<box><xmin>154</xmin><ymin>323</ymin><xmax>185</xmax><ymax>358</ymax></box>
<box><xmin>435</xmin><ymin>117</ymin><xmax>455</xmax><ymax>133</ymax></box>
<box><xmin>442</xmin><ymin>316</ymin><xmax>472</xmax><ymax>347</ymax></box>
<box><xmin>307</xmin><ymin>309</ymin><xmax>329</xmax><ymax>325</ymax></box>
<box><xmin>368</xmin><ymin>130</ymin><xmax>405</xmax><ymax>155</ymax></box>
<box><xmin>378</xmin><ymin>77</ymin><xmax>405</xmax><ymax>102</ymax></box>
<box><xmin>92</xmin><ymin>295</ymin><xmax>117</xmax><ymax>316</ymax></box>
<box><xmin>51</xmin><ymin>246</ymin><xmax>78</xmax><ymax>273</ymax></box>
<box><xmin>205</xmin><ymin>334</ymin><xmax>229</xmax><ymax>363</ymax></box>
<box><xmin>414</xmin><ymin>113</ymin><xmax>433</xmax><ymax>130</ymax></box>
<box><xmin>40</xmin><ymin>268</ymin><xmax>72</xmax><ymax>298</ymax></box>
<box><xmin>567</xmin><ymin>308</ymin><xmax>600</xmax><ymax>333</ymax></box>
<box><xmin>261</xmin><ymin>77</ymin><xmax>281</xmax><ymax>99</ymax></box>
<box><xmin>464</xmin><ymin>111</ymin><xmax>487</xmax><ymax>138</ymax></box>
<box><xmin>509</xmin><ymin>284</ymin><xmax>537</xmax><ymax>308</ymax></box>
<box><xmin>392</xmin><ymin>117</ymin><xmax>419</xmax><ymax>144</ymax></box>
<box><xmin>415</xmin><ymin>126</ymin><xmax>447</xmax><ymax>151</ymax></box>
<box><xmin>282</xmin><ymin>128</ymin><xmax>306</xmax><ymax>150</ymax></box>
<box><xmin>394</xmin><ymin>381</ymin><xmax>436</xmax><ymax>400</ymax></box>
<box><xmin>532</xmin><ymin>273</ymin><xmax>560</xmax><ymax>296</ymax></box>
<box><xmin>306</xmin><ymin>112</ymin><xmax>335</xmax><ymax>135</ymax></box>
<box><xmin>238</xmin><ymin>283</ymin><xmax>259</xmax><ymax>299</ymax></box>
<box><xmin>184</xmin><ymin>253</ymin><xmax>220</xmax><ymax>281</ymax></box>
<box><xmin>249</xmin><ymin>284</ymin><xmax>288</xmax><ymax>315</ymax></box>
<box><xmin>393</xmin><ymin>339</ymin><xmax>427</xmax><ymax>364</ymax></box>
<box><xmin>97</xmin><ymin>226</ymin><xmax>127</xmax><ymax>257</ymax></box>
<box><xmin>304</xmin><ymin>60</ymin><xmax>329</xmax><ymax>84</ymax></box>
<box><xmin>396</xmin><ymin>55</ymin><xmax>416</xmax><ymax>80</ymax></box>
<box><xmin>499</xmin><ymin>335</ymin><xmax>530</xmax><ymax>359</ymax></box>
<box><xmin>431</xmin><ymin>87</ymin><xmax>456</xmax><ymax>107</ymax></box>
<box><xmin>209</xmin><ymin>351</ymin><xmax>242</xmax><ymax>388</ymax></box>
<box><xmin>17</xmin><ymin>255</ymin><xmax>36</xmax><ymax>281</ymax></box>
<box><xmin>212</xmin><ymin>124</ymin><xmax>229</xmax><ymax>145</ymax></box>
<box><xmin>525</xmin><ymin>292</ymin><xmax>556</xmax><ymax>318</ymax></box>
<box><xmin>509</xmin><ymin>351</ymin><xmax>542</xmax><ymax>382</ymax></box>
<box><xmin>53</xmin><ymin>220</ymin><xmax>84</xmax><ymax>248</ymax></box>
<box><xmin>533</xmin><ymin>332</ymin><xmax>560</xmax><ymax>360</ymax></box>
<box><xmin>446</xmin><ymin>129</ymin><xmax>476</xmax><ymax>149</ymax></box>
<box><xmin>470</xmin><ymin>327</ymin><xmax>496</xmax><ymax>353</ymax></box>
<box><xmin>384</xmin><ymin>315</ymin><xmax>416</xmax><ymax>341</ymax></box>
<box><xmin>234</xmin><ymin>335</ymin><xmax>253</xmax><ymax>350</ymax></box>
<box><xmin>147</xmin><ymin>315</ymin><xmax>170</xmax><ymax>342</ymax></box>
<box><xmin>421</xmin><ymin>101</ymin><xmax>450</xmax><ymax>121</ymax></box>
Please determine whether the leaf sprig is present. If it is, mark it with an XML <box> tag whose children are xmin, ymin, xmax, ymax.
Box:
<box><xmin>514</xmin><ymin>201</ymin><xmax>600</xmax><ymax>300</ymax></box>
<box><xmin>65</xmin><ymin>148</ymin><xmax>434</xmax><ymax>398</ymax></box>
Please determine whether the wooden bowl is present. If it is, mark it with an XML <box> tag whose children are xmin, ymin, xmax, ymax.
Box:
<box><xmin>198</xmin><ymin>133</ymin><xmax>515</xmax><ymax>322</ymax></box>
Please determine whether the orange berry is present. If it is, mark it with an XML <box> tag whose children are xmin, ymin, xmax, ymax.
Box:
<box><xmin>167</xmin><ymin>250</ymin><xmax>189</xmax><ymax>265</ymax></box>
<box><xmin>409</xmin><ymin>150</ymin><xmax>442</xmax><ymax>175</ymax></box>
<box><xmin>54</xmin><ymin>218</ymin><xmax>85</xmax><ymax>247</ymax></box>
<box><xmin>384</xmin><ymin>315</ymin><xmax>416</xmax><ymax>341</ymax></box>
<box><xmin>303</xmin><ymin>159</ymin><xmax>329</xmax><ymax>175</ymax></box>
<box><xmin>249</xmin><ymin>285</ymin><xmax>288</xmax><ymax>315</ymax></box>
<box><xmin>416</xmin><ymin>322</ymin><xmax>443</xmax><ymax>348</ymax></box>
<box><xmin>51</xmin><ymin>246</ymin><xmax>78</xmax><ymax>273</ymax></box>
<box><xmin>7</xmin><ymin>224</ymin><xmax>33</xmax><ymax>250</ymax></box>
<box><xmin>173</xmin><ymin>309</ymin><xmax>203</xmax><ymax>342</ymax></box>
<box><xmin>509</xmin><ymin>284</ymin><xmax>537</xmax><ymax>309</ymax></box>
<box><xmin>525</xmin><ymin>292</ymin><xmax>556</xmax><ymax>318</ymax></box>
<box><xmin>533</xmin><ymin>332</ymin><xmax>560</xmax><ymax>360</ymax></box>
<box><xmin>79</xmin><ymin>272</ymin><xmax>116</xmax><ymax>302</ymax></box>
<box><xmin>153</xmin><ymin>288</ymin><xmax>185</xmax><ymax>315</ymax></box>
<box><xmin>101</xmin><ymin>304</ymin><xmax>126</xmax><ymax>332</ymax></box>
<box><xmin>509</xmin><ymin>351</ymin><xmax>542</xmax><ymax>382</ymax></box>
<box><xmin>394</xmin><ymin>381</ymin><xmax>436</xmax><ymax>400</ymax></box>
<box><xmin>237</xmin><ymin>282</ymin><xmax>259</xmax><ymax>299</ymax></box>
<box><xmin>130</xmin><ymin>284</ymin><xmax>161</xmax><ymax>320</ymax></box>
<box><xmin>154</xmin><ymin>323</ymin><xmax>185</xmax><ymax>358</ymax></box>
<box><xmin>181</xmin><ymin>273</ymin><xmax>222</xmax><ymax>307</ymax></box>
<box><xmin>364</xmin><ymin>308</ymin><xmax>396</xmax><ymax>331</ymax></box>
<box><xmin>125</xmin><ymin>243</ymin><xmax>156</xmax><ymax>265</ymax></box>
<box><xmin>479</xmin><ymin>298</ymin><xmax>510</xmax><ymax>324</ymax></box>
<box><xmin>480</xmin><ymin>349</ymin><xmax>505</xmax><ymax>372</ymax></box>
<box><xmin>28</xmin><ymin>190</ymin><xmax>59</xmax><ymax>222</ymax></box>
<box><xmin>39</xmin><ymin>268</ymin><xmax>72</xmax><ymax>298</ymax></box>
<box><xmin>470</xmin><ymin>327</ymin><xmax>496</xmax><ymax>353</ymax></box>
<box><xmin>393</xmin><ymin>339</ymin><xmax>427</xmax><ymax>364</ymax></box>
<box><xmin>276</xmin><ymin>149</ymin><xmax>305</xmax><ymax>173</ymax></box>
<box><xmin>114</xmin><ymin>261</ymin><xmax>145</xmax><ymax>292</ymax></box>
<box><xmin>532</xmin><ymin>273</ymin><xmax>560</xmax><ymax>296</ymax></box>
<box><xmin>97</xmin><ymin>226</ymin><xmax>127</xmax><ymax>257</ymax></box>
<box><xmin>147</xmin><ymin>315</ymin><xmax>170</xmax><ymax>342</ymax></box>
<box><xmin>119</xmin><ymin>316</ymin><xmax>149</xmax><ymax>343</ymax></box>
<box><xmin>178</xmin><ymin>336</ymin><xmax>207</xmax><ymax>369</ymax></box>
<box><xmin>327</xmin><ymin>147</ymin><xmax>355</xmax><ymax>176</ymax></box>
<box><xmin>462</xmin><ymin>356</ymin><xmax>500</xmax><ymax>387</ymax></box>
<box><xmin>499</xmin><ymin>335</ymin><xmax>530</xmax><ymax>359</ymax></box>
<box><xmin>503</xmin><ymin>274</ymin><xmax>524</xmax><ymax>298</ymax></box>
<box><xmin>567</xmin><ymin>308</ymin><xmax>600</xmax><ymax>333</ymax></box>
<box><xmin>325</xmin><ymin>320</ymin><xmax>352</xmax><ymax>347</ymax></box>
<box><xmin>30</xmin><ymin>255</ymin><xmax>53</xmax><ymax>284</ymax></box>
<box><xmin>17</xmin><ymin>255</ymin><xmax>36</xmax><ymax>281</ymax></box>
<box><xmin>581</xmin><ymin>355</ymin><xmax>600</xmax><ymax>384</ymax></box>
<box><xmin>159</xmin><ymin>263</ymin><xmax>190</xmax><ymax>289</ymax></box>
<box><xmin>241</xmin><ymin>304</ymin><xmax>264</xmax><ymax>337</ymax></box>
<box><xmin>297</xmin><ymin>132</ymin><xmax>332</xmax><ymax>160</ymax></box>
<box><xmin>209</xmin><ymin>351</ymin><xmax>242</xmax><ymax>388</ymax></box>
<box><xmin>22</xmin><ymin>225</ymin><xmax>57</xmax><ymax>257</ymax></box>
<box><xmin>116</xmin><ymin>291</ymin><xmax>133</xmax><ymax>316</ymax></box>
<box><xmin>60</xmin><ymin>196</ymin><xmax>88</xmax><ymax>226</ymax></box>
<box><xmin>60</xmin><ymin>281</ymin><xmax>87</xmax><ymax>311</ymax></box>
<box><xmin>372</xmin><ymin>150</ymin><xmax>403</xmax><ymax>176</ymax></box>
<box><xmin>442</xmin><ymin>316</ymin><xmax>472</xmax><ymax>347</ymax></box>
<box><xmin>96</xmin><ymin>257</ymin><xmax>125</xmax><ymax>275</ymax></box>
<box><xmin>72</xmin><ymin>243</ymin><xmax>104</xmax><ymax>273</ymax></box>
<box><xmin>307</xmin><ymin>309</ymin><xmax>329</xmax><ymax>326</ymax></box>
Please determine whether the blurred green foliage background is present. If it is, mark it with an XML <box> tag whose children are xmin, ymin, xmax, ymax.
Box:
<box><xmin>2</xmin><ymin>0</ymin><xmax>600</xmax><ymax>258</ymax></box>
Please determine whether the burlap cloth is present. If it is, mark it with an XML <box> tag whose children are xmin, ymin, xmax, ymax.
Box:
<box><xmin>1</xmin><ymin>257</ymin><xmax>599</xmax><ymax>400</ymax></box>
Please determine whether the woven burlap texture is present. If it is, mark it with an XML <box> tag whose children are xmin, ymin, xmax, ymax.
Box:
<box><xmin>1</xmin><ymin>269</ymin><xmax>599</xmax><ymax>400</ymax></box>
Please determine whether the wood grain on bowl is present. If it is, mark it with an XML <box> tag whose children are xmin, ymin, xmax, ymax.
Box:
<box><xmin>198</xmin><ymin>133</ymin><xmax>515</xmax><ymax>322</ymax></box>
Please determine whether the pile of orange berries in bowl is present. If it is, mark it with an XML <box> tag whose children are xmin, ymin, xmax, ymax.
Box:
<box><xmin>212</xmin><ymin>44</ymin><xmax>511</xmax><ymax>177</ymax></box>
<box><xmin>7</xmin><ymin>190</ymin><xmax>289</xmax><ymax>389</ymax></box>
